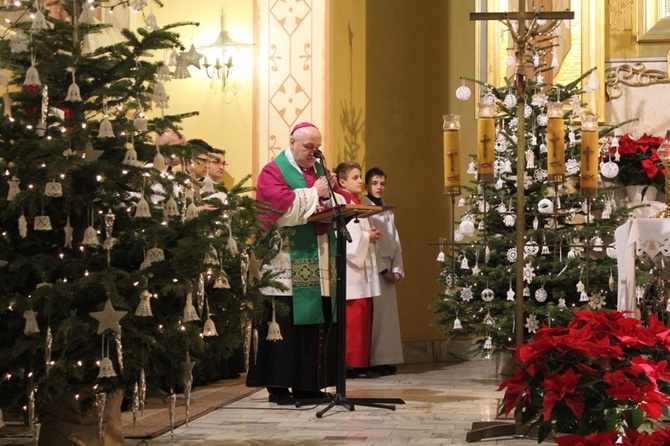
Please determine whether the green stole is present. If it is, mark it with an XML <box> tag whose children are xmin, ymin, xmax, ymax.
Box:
<box><xmin>274</xmin><ymin>151</ymin><xmax>336</xmax><ymax>325</ymax></box>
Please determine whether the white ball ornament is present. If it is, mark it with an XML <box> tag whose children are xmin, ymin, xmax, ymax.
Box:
<box><xmin>600</xmin><ymin>161</ymin><xmax>619</xmax><ymax>179</ymax></box>
<box><xmin>538</xmin><ymin>198</ymin><xmax>554</xmax><ymax>214</ymax></box>
<box><xmin>504</xmin><ymin>55</ymin><xmax>516</xmax><ymax>67</ymax></box>
<box><xmin>455</xmin><ymin>85</ymin><xmax>472</xmax><ymax>101</ymax></box>
<box><xmin>504</xmin><ymin>94</ymin><xmax>517</xmax><ymax>108</ymax></box>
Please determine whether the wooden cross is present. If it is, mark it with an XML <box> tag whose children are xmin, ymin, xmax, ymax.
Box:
<box><xmin>469</xmin><ymin>1</ymin><xmax>574</xmax><ymax>351</ymax></box>
<box><xmin>582</xmin><ymin>146</ymin><xmax>594</xmax><ymax>171</ymax></box>
<box><xmin>471</xmin><ymin>3</ymin><xmax>574</xmax><ymax>96</ymax></box>
<box><xmin>548</xmin><ymin>133</ymin><xmax>561</xmax><ymax>157</ymax></box>
<box><xmin>479</xmin><ymin>134</ymin><xmax>491</xmax><ymax>160</ymax></box>
<box><xmin>446</xmin><ymin>148</ymin><xmax>458</xmax><ymax>172</ymax></box>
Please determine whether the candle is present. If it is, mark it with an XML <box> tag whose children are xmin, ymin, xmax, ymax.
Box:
<box><xmin>477</xmin><ymin>103</ymin><xmax>496</xmax><ymax>183</ymax></box>
<box><xmin>443</xmin><ymin>114</ymin><xmax>461</xmax><ymax>195</ymax></box>
<box><xmin>546</xmin><ymin>102</ymin><xmax>565</xmax><ymax>184</ymax></box>
<box><xmin>580</xmin><ymin>115</ymin><xmax>599</xmax><ymax>198</ymax></box>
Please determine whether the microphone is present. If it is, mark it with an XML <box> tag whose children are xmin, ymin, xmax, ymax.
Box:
<box><xmin>314</xmin><ymin>149</ymin><xmax>324</xmax><ymax>160</ymax></box>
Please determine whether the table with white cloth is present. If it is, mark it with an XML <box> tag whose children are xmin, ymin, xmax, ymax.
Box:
<box><xmin>615</xmin><ymin>218</ymin><xmax>670</xmax><ymax>315</ymax></box>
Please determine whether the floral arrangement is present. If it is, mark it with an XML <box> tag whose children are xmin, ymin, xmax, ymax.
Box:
<box><xmin>498</xmin><ymin>310</ymin><xmax>670</xmax><ymax>443</ymax></box>
<box><xmin>612</xmin><ymin>133</ymin><xmax>666</xmax><ymax>193</ymax></box>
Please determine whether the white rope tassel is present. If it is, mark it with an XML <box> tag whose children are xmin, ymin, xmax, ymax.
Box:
<box><xmin>266</xmin><ymin>297</ymin><xmax>283</xmax><ymax>341</ymax></box>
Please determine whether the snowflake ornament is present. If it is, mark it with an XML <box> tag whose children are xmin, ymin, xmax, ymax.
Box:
<box><xmin>523</xmin><ymin>263</ymin><xmax>536</xmax><ymax>284</ymax></box>
<box><xmin>460</xmin><ymin>286</ymin><xmax>473</xmax><ymax>302</ymax></box>
<box><xmin>525</xmin><ymin>314</ymin><xmax>540</xmax><ymax>333</ymax></box>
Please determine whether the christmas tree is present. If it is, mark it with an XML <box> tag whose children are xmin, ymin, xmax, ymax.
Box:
<box><xmin>0</xmin><ymin>0</ymin><xmax>275</xmax><ymax>432</ymax></box>
<box><xmin>433</xmin><ymin>19</ymin><xmax>634</xmax><ymax>357</ymax></box>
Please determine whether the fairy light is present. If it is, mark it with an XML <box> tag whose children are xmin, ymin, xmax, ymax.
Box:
<box><xmin>26</xmin><ymin>124</ymin><xmax>33</xmax><ymax>130</ymax></box>
<box><xmin>81</xmin><ymin>123</ymin><xmax>87</xmax><ymax>129</ymax></box>
<box><xmin>77</xmin><ymin>361</ymin><xmax>82</xmax><ymax>366</ymax></box>
<box><xmin>27</xmin><ymin>371</ymin><xmax>33</xmax><ymax>378</ymax></box>
<box><xmin>84</xmin><ymin>270</ymin><xmax>89</xmax><ymax>276</ymax></box>
<box><xmin>75</xmin><ymin>394</ymin><xmax>80</xmax><ymax>400</ymax></box>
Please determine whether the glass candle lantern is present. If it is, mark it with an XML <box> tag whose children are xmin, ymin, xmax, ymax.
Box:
<box><xmin>443</xmin><ymin>114</ymin><xmax>462</xmax><ymax>195</ymax></box>
<box><xmin>546</xmin><ymin>102</ymin><xmax>565</xmax><ymax>184</ymax></box>
<box><xmin>476</xmin><ymin>103</ymin><xmax>496</xmax><ymax>183</ymax></box>
<box><xmin>580</xmin><ymin>115</ymin><xmax>599</xmax><ymax>198</ymax></box>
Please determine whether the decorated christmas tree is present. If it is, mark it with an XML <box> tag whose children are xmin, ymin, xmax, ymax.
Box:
<box><xmin>433</xmin><ymin>19</ymin><xmax>634</xmax><ymax>357</ymax></box>
<box><xmin>0</xmin><ymin>0</ymin><xmax>274</xmax><ymax>438</ymax></box>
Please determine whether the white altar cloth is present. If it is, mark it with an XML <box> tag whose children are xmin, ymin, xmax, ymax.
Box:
<box><xmin>615</xmin><ymin>218</ymin><xmax>670</xmax><ymax>314</ymax></box>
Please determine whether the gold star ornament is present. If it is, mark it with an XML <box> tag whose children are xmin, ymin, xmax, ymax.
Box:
<box><xmin>90</xmin><ymin>298</ymin><xmax>127</xmax><ymax>334</ymax></box>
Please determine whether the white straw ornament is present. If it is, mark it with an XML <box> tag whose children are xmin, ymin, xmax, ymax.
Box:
<box><xmin>266</xmin><ymin>297</ymin><xmax>283</xmax><ymax>341</ymax></box>
<box><xmin>152</xmin><ymin>82</ymin><xmax>169</xmax><ymax>109</ymax></box>
<box><xmin>134</xmin><ymin>197</ymin><xmax>151</xmax><ymax>218</ymax></box>
<box><xmin>184</xmin><ymin>203</ymin><xmax>199</xmax><ymax>220</ymax></box>
<box><xmin>164</xmin><ymin>196</ymin><xmax>180</xmax><ymax>217</ymax></box>
<box><xmin>135</xmin><ymin>290</ymin><xmax>154</xmax><ymax>317</ymax></box>
<box><xmin>133</xmin><ymin>113</ymin><xmax>148</xmax><ymax>132</ymax></box>
<box><xmin>31</xmin><ymin>9</ymin><xmax>49</xmax><ymax>31</ymax></box>
<box><xmin>145</xmin><ymin>11</ymin><xmax>159</xmax><ymax>30</ymax></box>
<box><xmin>157</xmin><ymin>64</ymin><xmax>171</xmax><ymax>81</ymax></box>
<box><xmin>18</xmin><ymin>214</ymin><xmax>28</xmax><ymax>238</ymax></box>
<box><xmin>153</xmin><ymin>148</ymin><xmax>167</xmax><ymax>172</ymax></box>
<box><xmin>202</xmin><ymin>316</ymin><xmax>218</xmax><ymax>337</ymax></box>
<box><xmin>183</xmin><ymin>292</ymin><xmax>199</xmax><ymax>322</ymax></box>
<box><xmin>44</xmin><ymin>180</ymin><xmax>63</xmax><ymax>197</ymax></box>
<box><xmin>34</xmin><ymin>215</ymin><xmax>52</xmax><ymax>231</ymax></box>
<box><xmin>97</xmin><ymin>357</ymin><xmax>117</xmax><ymax>379</ymax></box>
<box><xmin>65</xmin><ymin>71</ymin><xmax>82</xmax><ymax>102</ymax></box>
<box><xmin>24</xmin><ymin>63</ymin><xmax>41</xmax><ymax>87</ymax></box>
<box><xmin>23</xmin><ymin>309</ymin><xmax>40</xmax><ymax>334</ymax></box>
<box><xmin>7</xmin><ymin>176</ymin><xmax>20</xmax><ymax>201</ymax></box>
<box><xmin>123</xmin><ymin>143</ymin><xmax>142</xmax><ymax>167</ymax></box>
<box><xmin>98</xmin><ymin>118</ymin><xmax>114</xmax><ymax>138</ymax></box>
<box><xmin>79</xmin><ymin>5</ymin><xmax>95</xmax><ymax>24</ymax></box>
<box><xmin>82</xmin><ymin>225</ymin><xmax>100</xmax><ymax>246</ymax></box>
<box><xmin>9</xmin><ymin>33</ymin><xmax>29</xmax><ymax>53</ymax></box>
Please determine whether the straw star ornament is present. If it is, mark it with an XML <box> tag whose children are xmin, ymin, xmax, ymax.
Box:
<box><xmin>90</xmin><ymin>298</ymin><xmax>127</xmax><ymax>334</ymax></box>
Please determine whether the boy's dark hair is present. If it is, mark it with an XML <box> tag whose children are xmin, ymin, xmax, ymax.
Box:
<box><xmin>365</xmin><ymin>167</ymin><xmax>387</xmax><ymax>184</ymax></box>
<box><xmin>335</xmin><ymin>161</ymin><xmax>362</xmax><ymax>182</ymax></box>
<box><xmin>188</xmin><ymin>138</ymin><xmax>213</xmax><ymax>153</ymax></box>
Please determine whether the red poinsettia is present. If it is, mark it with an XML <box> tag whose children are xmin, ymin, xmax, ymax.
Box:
<box><xmin>499</xmin><ymin>310</ymin><xmax>670</xmax><ymax>443</ymax></box>
<box><xmin>612</xmin><ymin>133</ymin><xmax>665</xmax><ymax>192</ymax></box>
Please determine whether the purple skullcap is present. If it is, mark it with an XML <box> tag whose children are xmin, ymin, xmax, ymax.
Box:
<box><xmin>290</xmin><ymin>121</ymin><xmax>318</xmax><ymax>135</ymax></box>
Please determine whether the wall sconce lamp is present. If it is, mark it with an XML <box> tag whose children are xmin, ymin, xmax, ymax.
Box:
<box><xmin>198</xmin><ymin>11</ymin><xmax>251</xmax><ymax>88</ymax></box>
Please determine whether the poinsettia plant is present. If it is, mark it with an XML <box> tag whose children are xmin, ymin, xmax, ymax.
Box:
<box><xmin>499</xmin><ymin>310</ymin><xmax>670</xmax><ymax>443</ymax></box>
<box><xmin>612</xmin><ymin>133</ymin><xmax>666</xmax><ymax>193</ymax></box>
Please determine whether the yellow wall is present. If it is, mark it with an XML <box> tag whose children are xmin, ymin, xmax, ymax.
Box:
<box><xmin>329</xmin><ymin>0</ymin><xmax>366</xmax><ymax>168</ymax></box>
<box><xmin>362</xmin><ymin>0</ymin><xmax>454</xmax><ymax>343</ymax></box>
<box><xmin>152</xmin><ymin>0</ymin><xmax>255</xmax><ymax>190</ymax></box>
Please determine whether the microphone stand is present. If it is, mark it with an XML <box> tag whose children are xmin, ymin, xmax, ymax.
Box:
<box><xmin>294</xmin><ymin>151</ymin><xmax>403</xmax><ymax>418</ymax></box>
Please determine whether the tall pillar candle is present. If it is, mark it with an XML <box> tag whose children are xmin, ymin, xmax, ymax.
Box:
<box><xmin>477</xmin><ymin>103</ymin><xmax>496</xmax><ymax>183</ymax></box>
<box><xmin>546</xmin><ymin>102</ymin><xmax>565</xmax><ymax>184</ymax></box>
<box><xmin>443</xmin><ymin>114</ymin><xmax>461</xmax><ymax>195</ymax></box>
<box><xmin>580</xmin><ymin>115</ymin><xmax>599</xmax><ymax>198</ymax></box>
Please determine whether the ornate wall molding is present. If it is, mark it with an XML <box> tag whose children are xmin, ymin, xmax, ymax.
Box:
<box><xmin>605</xmin><ymin>63</ymin><xmax>670</xmax><ymax>101</ymax></box>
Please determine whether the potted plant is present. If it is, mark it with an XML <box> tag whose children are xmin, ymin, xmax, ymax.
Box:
<box><xmin>499</xmin><ymin>309</ymin><xmax>670</xmax><ymax>443</ymax></box>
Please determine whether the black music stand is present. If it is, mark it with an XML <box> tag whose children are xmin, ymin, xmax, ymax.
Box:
<box><xmin>297</xmin><ymin>204</ymin><xmax>405</xmax><ymax>418</ymax></box>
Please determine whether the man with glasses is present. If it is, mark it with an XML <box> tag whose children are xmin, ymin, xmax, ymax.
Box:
<box><xmin>187</xmin><ymin>139</ymin><xmax>214</xmax><ymax>181</ymax></box>
<box><xmin>207</xmin><ymin>147</ymin><xmax>228</xmax><ymax>183</ymax></box>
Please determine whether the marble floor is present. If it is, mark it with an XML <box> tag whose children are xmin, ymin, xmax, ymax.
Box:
<box><xmin>0</xmin><ymin>360</ymin><xmax>548</xmax><ymax>445</ymax></box>
<box><xmin>124</xmin><ymin>360</ymin><xmax>544</xmax><ymax>446</ymax></box>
